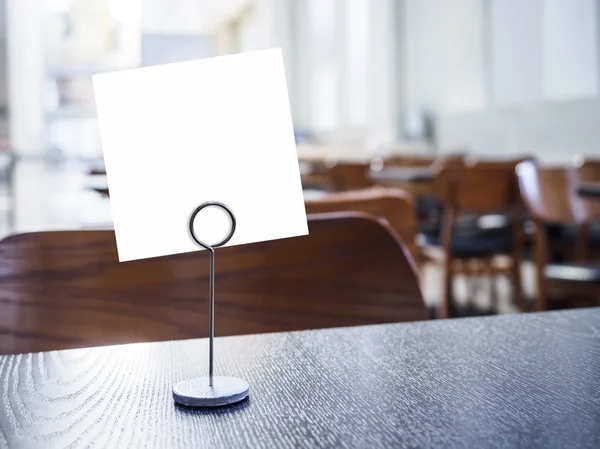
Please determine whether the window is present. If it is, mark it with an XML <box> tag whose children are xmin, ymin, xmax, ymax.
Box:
<box><xmin>344</xmin><ymin>0</ymin><xmax>369</xmax><ymax>126</ymax></box>
<box><xmin>307</xmin><ymin>0</ymin><xmax>337</xmax><ymax>132</ymax></box>
<box><xmin>43</xmin><ymin>0</ymin><xmax>142</xmax><ymax>158</ymax></box>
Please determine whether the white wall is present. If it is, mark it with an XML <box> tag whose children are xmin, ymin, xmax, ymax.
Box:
<box><xmin>437</xmin><ymin>99</ymin><xmax>600</xmax><ymax>163</ymax></box>
<box><xmin>543</xmin><ymin>0</ymin><xmax>598</xmax><ymax>100</ymax></box>
<box><xmin>366</xmin><ymin>0</ymin><xmax>399</xmax><ymax>147</ymax></box>
<box><xmin>402</xmin><ymin>0</ymin><xmax>443</xmax><ymax>111</ymax></box>
<box><xmin>344</xmin><ymin>0</ymin><xmax>369</xmax><ymax>128</ymax></box>
<box><xmin>402</xmin><ymin>0</ymin><xmax>486</xmax><ymax>113</ymax></box>
<box><xmin>489</xmin><ymin>0</ymin><xmax>544</xmax><ymax>107</ymax></box>
<box><xmin>439</xmin><ymin>0</ymin><xmax>486</xmax><ymax>112</ymax></box>
<box><xmin>402</xmin><ymin>0</ymin><xmax>600</xmax><ymax>162</ymax></box>
<box><xmin>210</xmin><ymin>0</ymin><xmax>600</xmax><ymax>161</ymax></box>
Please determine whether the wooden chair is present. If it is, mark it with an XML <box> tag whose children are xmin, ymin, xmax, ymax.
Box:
<box><xmin>573</xmin><ymin>157</ymin><xmax>600</xmax><ymax>257</ymax></box>
<box><xmin>326</xmin><ymin>161</ymin><xmax>374</xmax><ymax>191</ymax></box>
<box><xmin>426</xmin><ymin>159</ymin><xmax>526</xmax><ymax>318</ymax></box>
<box><xmin>299</xmin><ymin>158</ymin><xmax>331</xmax><ymax>191</ymax></box>
<box><xmin>573</xmin><ymin>155</ymin><xmax>600</xmax><ymax>182</ymax></box>
<box><xmin>370</xmin><ymin>153</ymin><xmax>466</xmax><ymax>221</ymax></box>
<box><xmin>305</xmin><ymin>187</ymin><xmax>420</xmax><ymax>265</ymax></box>
<box><xmin>517</xmin><ymin>161</ymin><xmax>600</xmax><ymax>311</ymax></box>
<box><xmin>0</xmin><ymin>212</ymin><xmax>426</xmax><ymax>355</ymax></box>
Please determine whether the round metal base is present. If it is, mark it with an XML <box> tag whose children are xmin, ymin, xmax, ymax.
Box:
<box><xmin>173</xmin><ymin>376</ymin><xmax>249</xmax><ymax>407</ymax></box>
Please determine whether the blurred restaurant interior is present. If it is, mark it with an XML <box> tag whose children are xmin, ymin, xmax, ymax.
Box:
<box><xmin>1</xmin><ymin>0</ymin><xmax>600</xmax><ymax>347</ymax></box>
<box><xmin>1</xmin><ymin>2</ymin><xmax>600</xmax><ymax>446</ymax></box>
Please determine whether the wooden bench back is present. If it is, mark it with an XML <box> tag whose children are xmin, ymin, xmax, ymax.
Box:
<box><xmin>0</xmin><ymin>212</ymin><xmax>426</xmax><ymax>355</ymax></box>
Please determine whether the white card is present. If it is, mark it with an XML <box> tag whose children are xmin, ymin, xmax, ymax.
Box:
<box><xmin>92</xmin><ymin>48</ymin><xmax>308</xmax><ymax>262</ymax></box>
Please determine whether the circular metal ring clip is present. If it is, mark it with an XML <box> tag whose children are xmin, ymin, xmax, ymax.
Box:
<box><xmin>188</xmin><ymin>201</ymin><xmax>236</xmax><ymax>250</ymax></box>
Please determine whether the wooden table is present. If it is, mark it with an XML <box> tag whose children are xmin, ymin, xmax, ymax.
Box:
<box><xmin>1</xmin><ymin>309</ymin><xmax>599</xmax><ymax>448</ymax></box>
<box><xmin>296</xmin><ymin>144</ymin><xmax>375</xmax><ymax>163</ymax></box>
<box><xmin>577</xmin><ymin>182</ymin><xmax>600</xmax><ymax>199</ymax></box>
<box><xmin>370</xmin><ymin>167</ymin><xmax>435</xmax><ymax>184</ymax></box>
<box><xmin>302</xmin><ymin>189</ymin><xmax>328</xmax><ymax>200</ymax></box>
<box><xmin>370</xmin><ymin>167</ymin><xmax>436</xmax><ymax>198</ymax></box>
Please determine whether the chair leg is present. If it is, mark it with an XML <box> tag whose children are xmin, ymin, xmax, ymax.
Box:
<box><xmin>465</xmin><ymin>260</ymin><xmax>477</xmax><ymax>305</ymax></box>
<box><xmin>443</xmin><ymin>272</ymin><xmax>454</xmax><ymax>319</ymax></box>
<box><xmin>510</xmin><ymin>209</ymin><xmax>526</xmax><ymax>312</ymax></box>
<box><xmin>487</xmin><ymin>260</ymin><xmax>499</xmax><ymax>313</ymax></box>
<box><xmin>510</xmin><ymin>258</ymin><xmax>525</xmax><ymax>312</ymax></box>
<box><xmin>535</xmin><ymin>271</ymin><xmax>547</xmax><ymax>312</ymax></box>
<box><xmin>532</xmin><ymin>221</ymin><xmax>549</xmax><ymax>312</ymax></box>
<box><xmin>439</xmin><ymin>204</ymin><xmax>456</xmax><ymax>319</ymax></box>
<box><xmin>439</xmin><ymin>259</ymin><xmax>454</xmax><ymax>319</ymax></box>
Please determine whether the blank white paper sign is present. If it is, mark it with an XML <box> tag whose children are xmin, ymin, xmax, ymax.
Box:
<box><xmin>92</xmin><ymin>48</ymin><xmax>308</xmax><ymax>262</ymax></box>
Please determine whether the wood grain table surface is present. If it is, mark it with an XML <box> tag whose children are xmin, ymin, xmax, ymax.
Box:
<box><xmin>1</xmin><ymin>308</ymin><xmax>599</xmax><ymax>448</ymax></box>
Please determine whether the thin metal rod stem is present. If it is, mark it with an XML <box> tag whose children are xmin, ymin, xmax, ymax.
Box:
<box><xmin>188</xmin><ymin>201</ymin><xmax>236</xmax><ymax>390</ymax></box>
<box><xmin>209</xmin><ymin>247</ymin><xmax>215</xmax><ymax>387</ymax></box>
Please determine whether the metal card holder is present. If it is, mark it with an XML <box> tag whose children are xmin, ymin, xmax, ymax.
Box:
<box><xmin>172</xmin><ymin>201</ymin><xmax>249</xmax><ymax>407</ymax></box>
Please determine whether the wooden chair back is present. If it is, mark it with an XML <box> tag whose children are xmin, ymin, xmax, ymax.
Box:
<box><xmin>573</xmin><ymin>157</ymin><xmax>600</xmax><ymax>217</ymax></box>
<box><xmin>326</xmin><ymin>161</ymin><xmax>374</xmax><ymax>191</ymax></box>
<box><xmin>434</xmin><ymin>159</ymin><xmax>524</xmax><ymax>213</ymax></box>
<box><xmin>368</xmin><ymin>153</ymin><xmax>466</xmax><ymax>200</ymax></box>
<box><xmin>516</xmin><ymin>161</ymin><xmax>597</xmax><ymax>225</ymax></box>
<box><xmin>573</xmin><ymin>156</ymin><xmax>600</xmax><ymax>182</ymax></box>
<box><xmin>433</xmin><ymin>159</ymin><xmax>527</xmax><ymax>318</ymax></box>
<box><xmin>517</xmin><ymin>161</ymin><xmax>600</xmax><ymax>310</ymax></box>
<box><xmin>0</xmin><ymin>212</ymin><xmax>426</xmax><ymax>355</ymax></box>
<box><xmin>574</xmin><ymin>158</ymin><xmax>600</xmax><ymax>219</ymax></box>
<box><xmin>305</xmin><ymin>187</ymin><xmax>419</xmax><ymax>264</ymax></box>
<box><xmin>299</xmin><ymin>159</ymin><xmax>331</xmax><ymax>190</ymax></box>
